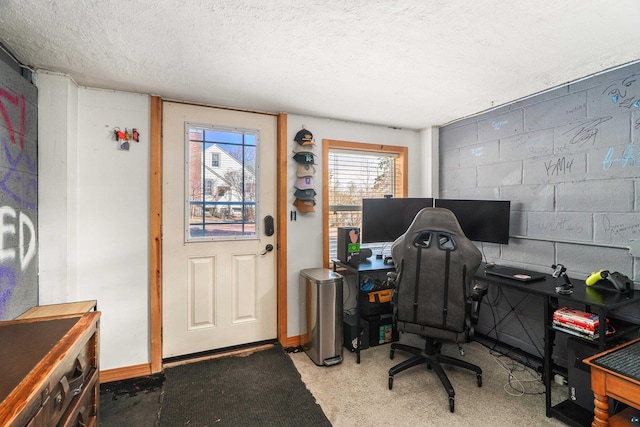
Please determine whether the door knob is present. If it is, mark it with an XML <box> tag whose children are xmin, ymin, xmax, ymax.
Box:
<box><xmin>260</xmin><ymin>244</ymin><xmax>274</xmax><ymax>255</ymax></box>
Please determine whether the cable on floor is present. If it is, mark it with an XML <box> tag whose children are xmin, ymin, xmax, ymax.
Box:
<box><xmin>489</xmin><ymin>349</ymin><xmax>544</xmax><ymax>397</ymax></box>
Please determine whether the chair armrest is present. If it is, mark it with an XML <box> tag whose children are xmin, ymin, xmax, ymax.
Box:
<box><xmin>467</xmin><ymin>283</ymin><xmax>488</xmax><ymax>324</ymax></box>
<box><xmin>387</xmin><ymin>271</ymin><xmax>398</xmax><ymax>286</ymax></box>
<box><xmin>470</xmin><ymin>283</ymin><xmax>488</xmax><ymax>301</ymax></box>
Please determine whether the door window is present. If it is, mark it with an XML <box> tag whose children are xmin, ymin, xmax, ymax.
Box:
<box><xmin>186</xmin><ymin>124</ymin><xmax>258</xmax><ymax>241</ymax></box>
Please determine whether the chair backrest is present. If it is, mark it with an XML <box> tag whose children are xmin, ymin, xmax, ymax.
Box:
<box><xmin>391</xmin><ymin>207</ymin><xmax>482</xmax><ymax>341</ymax></box>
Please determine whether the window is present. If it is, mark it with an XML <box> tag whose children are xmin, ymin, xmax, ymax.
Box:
<box><xmin>186</xmin><ymin>124</ymin><xmax>257</xmax><ymax>241</ymax></box>
<box><xmin>204</xmin><ymin>179</ymin><xmax>214</xmax><ymax>196</ymax></box>
<box><xmin>323</xmin><ymin>139</ymin><xmax>407</xmax><ymax>265</ymax></box>
<box><xmin>211</xmin><ymin>152</ymin><xmax>220</xmax><ymax>167</ymax></box>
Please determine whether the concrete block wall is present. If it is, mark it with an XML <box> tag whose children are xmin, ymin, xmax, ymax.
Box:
<box><xmin>440</xmin><ymin>61</ymin><xmax>640</xmax><ymax>279</ymax></box>
<box><xmin>0</xmin><ymin>58</ymin><xmax>38</xmax><ymax>320</ymax></box>
<box><xmin>439</xmin><ymin>61</ymin><xmax>640</xmax><ymax>361</ymax></box>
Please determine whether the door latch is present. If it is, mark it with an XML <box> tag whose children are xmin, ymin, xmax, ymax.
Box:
<box><xmin>260</xmin><ymin>244</ymin><xmax>274</xmax><ymax>255</ymax></box>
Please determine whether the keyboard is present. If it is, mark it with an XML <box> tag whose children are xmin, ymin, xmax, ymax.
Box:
<box><xmin>484</xmin><ymin>265</ymin><xmax>546</xmax><ymax>282</ymax></box>
<box><xmin>591</xmin><ymin>340</ymin><xmax>640</xmax><ymax>382</ymax></box>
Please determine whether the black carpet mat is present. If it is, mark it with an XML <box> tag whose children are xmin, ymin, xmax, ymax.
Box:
<box><xmin>159</xmin><ymin>346</ymin><xmax>331</xmax><ymax>427</ymax></box>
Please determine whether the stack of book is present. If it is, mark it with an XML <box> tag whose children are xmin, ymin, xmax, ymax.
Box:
<box><xmin>552</xmin><ymin>306</ymin><xmax>612</xmax><ymax>340</ymax></box>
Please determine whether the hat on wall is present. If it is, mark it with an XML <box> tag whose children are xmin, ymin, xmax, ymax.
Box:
<box><xmin>294</xmin><ymin>129</ymin><xmax>314</xmax><ymax>146</ymax></box>
<box><xmin>292</xmin><ymin>142</ymin><xmax>315</xmax><ymax>153</ymax></box>
<box><xmin>294</xmin><ymin>188</ymin><xmax>317</xmax><ymax>200</ymax></box>
<box><xmin>296</xmin><ymin>163</ymin><xmax>316</xmax><ymax>177</ymax></box>
<box><xmin>294</xmin><ymin>198</ymin><xmax>316</xmax><ymax>213</ymax></box>
<box><xmin>294</xmin><ymin>176</ymin><xmax>314</xmax><ymax>190</ymax></box>
<box><xmin>292</xmin><ymin>151</ymin><xmax>316</xmax><ymax>164</ymax></box>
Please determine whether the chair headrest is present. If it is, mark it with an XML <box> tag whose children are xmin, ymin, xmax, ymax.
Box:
<box><xmin>404</xmin><ymin>207</ymin><xmax>465</xmax><ymax>237</ymax></box>
<box><xmin>391</xmin><ymin>207</ymin><xmax>477</xmax><ymax>261</ymax></box>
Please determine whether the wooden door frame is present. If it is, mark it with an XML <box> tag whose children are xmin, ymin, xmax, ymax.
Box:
<box><xmin>148</xmin><ymin>97</ymin><xmax>288</xmax><ymax>372</ymax></box>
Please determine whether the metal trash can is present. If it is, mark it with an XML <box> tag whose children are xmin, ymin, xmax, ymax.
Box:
<box><xmin>300</xmin><ymin>268</ymin><xmax>343</xmax><ymax>366</ymax></box>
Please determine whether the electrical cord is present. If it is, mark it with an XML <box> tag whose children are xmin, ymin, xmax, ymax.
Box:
<box><xmin>342</xmin><ymin>272</ymin><xmax>357</xmax><ymax>316</ymax></box>
<box><xmin>0</xmin><ymin>42</ymin><xmax>36</xmax><ymax>73</ymax></box>
<box><xmin>489</xmin><ymin>349</ymin><xmax>544</xmax><ymax>396</ymax></box>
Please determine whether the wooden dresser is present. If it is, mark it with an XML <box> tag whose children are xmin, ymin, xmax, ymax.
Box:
<box><xmin>0</xmin><ymin>311</ymin><xmax>100</xmax><ymax>426</ymax></box>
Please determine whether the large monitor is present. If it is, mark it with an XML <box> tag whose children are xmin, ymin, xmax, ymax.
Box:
<box><xmin>434</xmin><ymin>199</ymin><xmax>511</xmax><ymax>244</ymax></box>
<box><xmin>361</xmin><ymin>198</ymin><xmax>434</xmax><ymax>243</ymax></box>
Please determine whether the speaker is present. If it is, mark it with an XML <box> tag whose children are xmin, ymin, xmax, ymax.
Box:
<box><xmin>337</xmin><ymin>227</ymin><xmax>360</xmax><ymax>264</ymax></box>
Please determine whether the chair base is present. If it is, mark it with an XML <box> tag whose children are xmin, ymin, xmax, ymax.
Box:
<box><xmin>388</xmin><ymin>339</ymin><xmax>482</xmax><ymax>412</ymax></box>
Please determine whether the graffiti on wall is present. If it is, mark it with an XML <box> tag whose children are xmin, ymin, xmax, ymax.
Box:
<box><xmin>0</xmin><ymin>86</ymin><xmax>37</xmax><ymax>319</ymax></box>
<box><xmin>602</xmin><ymin>75</ymin><xmax>640</xmax><ymax>110</ymax></box>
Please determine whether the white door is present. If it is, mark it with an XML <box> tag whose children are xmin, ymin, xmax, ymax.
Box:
<box><xmin>162</xmin><ymin>102</ymin><xmax>277</xmax><ymax>358</ymax></box>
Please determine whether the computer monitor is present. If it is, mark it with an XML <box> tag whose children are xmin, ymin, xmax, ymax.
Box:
<box><xmin>434</xmin><ymin>199</ymin><xmax>511</xmax><ymax>244</ymax></box>
<box><xmin>361</xmin><ymin>198</ymin><xmax>434</xmax><ymax>243</ymax></box>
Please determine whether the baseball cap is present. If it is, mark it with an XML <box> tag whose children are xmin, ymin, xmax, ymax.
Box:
<box><xmin>294</xmin><ymin>198</ymin><xmax>316</xmax><ymax>213</ymax></box>
<box><xmin>296</xmin><ymin>163</ymin><xmax>316</xmax><ymax>177</ymax></box>
<box><xmin>294</xmin><ymin>176</ymin><xmax>314</xmax><ymax>190</ymax></box>
<box><xmin>292</xmin><ymin>143</ymin><xmax>315</xmax><ymax>153</ymax></box>
<box><xmin>294</xmin><ymin>129</ymin><xmax>314</xmax><ymax>146</ymax></box>
<box><xmin>294</xmin><ymin>188</ymin><xmax>317</xmax><ymax>200</ymax></box>
<box><xmin>292</xmin><ymin>152</ymin><xmax>316</xmax><ymax>164</ymax></box>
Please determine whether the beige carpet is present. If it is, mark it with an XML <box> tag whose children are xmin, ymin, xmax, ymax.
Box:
<box><xmin>289</xmin><ymin>339</ymin><xmax>571</xmax><ymax>427</ymax></box>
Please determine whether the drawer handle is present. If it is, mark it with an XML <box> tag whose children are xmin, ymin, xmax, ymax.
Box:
<box><xmin>54</xmin><ymin>376</ymin><xmax>69</xmax><ymax>409</ymax></box>
<box><xmin>54</xmin><ymin>358</ymin><xmax>85</xmax><ymax>409</ymax></box>
<box><xmin>68</xmin><ymin>358</ymin><xmax>85</xmax><ymax>396</ymax></box>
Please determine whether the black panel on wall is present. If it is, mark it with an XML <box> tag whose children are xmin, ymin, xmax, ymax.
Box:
<box><xmin>0</xmin><ymin>53</ymin><xmax>38</xmax><ymax>320</ymax></box>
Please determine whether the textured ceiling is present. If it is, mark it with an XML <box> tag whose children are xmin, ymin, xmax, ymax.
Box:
<box><xmin>1</xmin><ymin>0</ymin><xmax>640</xmax><ymax>130</ymax></box>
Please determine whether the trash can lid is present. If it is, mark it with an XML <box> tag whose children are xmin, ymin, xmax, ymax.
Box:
<box><xmin>300</xmin><ymin>268</ymin><xmax>343</xmax><ymax>284</ymax></box>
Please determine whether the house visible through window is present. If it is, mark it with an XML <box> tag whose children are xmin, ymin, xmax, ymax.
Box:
<box><xmin>186</xmin><ymin>125</ymin><xmax>257</xmax><ymax>241</ymax></box>
<box><xmin>324</xmin><ymin>140</ymin><xmax>407</xmax><ymax>265</ymax></box>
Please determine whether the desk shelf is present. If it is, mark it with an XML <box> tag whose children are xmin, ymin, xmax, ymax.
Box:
<box><xmin>550</xmin><ymin>400</ymin><xmax>595</xmax><ymax>427</ymax></box>
<box><xmin>546</xmin><ymin>301</ymin><xmax>640</xmax><ymax>427</ymax></box>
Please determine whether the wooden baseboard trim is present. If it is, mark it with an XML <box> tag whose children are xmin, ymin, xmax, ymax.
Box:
<box><xmin>100</xmin><ymin>363</ymin><xmax>152</xmax><ymax>383</ymax></box>
<box><xmin>280</xmin><ymin>335</ymin><xmax>302</xmax><ymax>348</ymax></box>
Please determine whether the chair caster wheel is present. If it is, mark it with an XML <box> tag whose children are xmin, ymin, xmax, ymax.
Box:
<box><xmin>388</xmin><ymin>376</ymin><xmax>394</xmax><ymax>390</ymax></box>
<box><xmin>477</xmin><ymin>373</ymin><xmax>482</xmax><ymax>387</ymax></box>
<box><xmin>390</xmin><ymin>349</ymin><xmax>395</xmax><ymax>360</ymax></box>
<box><xmin>449</xmin><ymin>397</ymin><xmax>455</xmax><ymax>412</ymax></box>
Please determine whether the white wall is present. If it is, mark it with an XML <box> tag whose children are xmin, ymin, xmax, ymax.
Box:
<box><xmin>37</xmin><ymin>85</ymin><xmax>428</xmax><ymax>369</ymax></box>
<box><xmin>419</xmin><ymin>127</ymin><xmax>439</xmax><ymax>197</ymax></box>
<box><xmin>37</xmin><ymin>72</ymin><xmax>79</xmax><ymax>303</ymax></box>
<box><xmin>75</xmin><ymin>88</ymin><xmax>150</xmax><ymax>370</ymax></box>
<box><xmin>285</xmin><ymin>114</ymin><xmax>423</xmax><ymax>336</ymax></box>
<box><xmin>38</xmin><ymin>73</ymin><xmax>150</xmax><ymax>371</ymax></box>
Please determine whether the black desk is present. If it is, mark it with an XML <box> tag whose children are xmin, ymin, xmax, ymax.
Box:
<box><xmin>475</xmin><ymin>264</ymin><xmax>640</xmax><ymax>427</ymax></box>
<box><xmin>333</xmin><ymin>258</ymin><xmax>394</xmax><ymax>363</ymax></box>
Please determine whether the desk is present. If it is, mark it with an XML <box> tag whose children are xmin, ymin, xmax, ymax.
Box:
<box><xmin>475</xmin><ymin>265</ymin><xmax>640</xmax><ymax>427</ymax></box>
<box><xmin>333</xmin><ymin>258</ymin><xmax>394</xmax><ymax>363</ymax></box>
<box><xmin>584</xmin><ymin>337</ymin><xmax>640</xmax><ymax>427</ymax></box>
<box><xmin>0</xmin><ymin>311</ymin><xmax>101</xmax><ymax>426</ymax></box>
<box><xmin>16</xmin><ymin>300</ymin><xmax>98</xmax><ymax>319</ymax></box>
